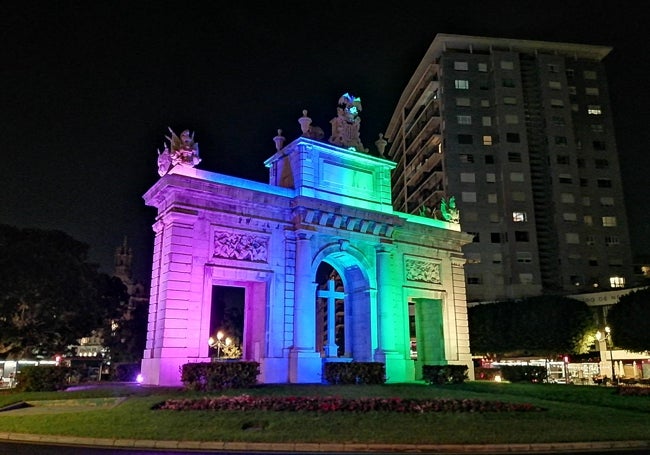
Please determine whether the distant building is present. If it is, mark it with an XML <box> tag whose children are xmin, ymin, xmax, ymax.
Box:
<box><xmin>384</xmin><ymin>34</ymin><xmax>634</xmax><ymax>303</ymax></box>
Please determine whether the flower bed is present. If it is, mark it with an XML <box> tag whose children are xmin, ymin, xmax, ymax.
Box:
<box><xmin>154</xmin><ymin>395</ymin><xmax>545</xmax><ymax>413</ymax></box>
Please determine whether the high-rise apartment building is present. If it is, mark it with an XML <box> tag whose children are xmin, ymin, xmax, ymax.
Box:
<box><xmin>384</xmin><ymin>34</ymin><xmax>633</xmax><ymax>303</ymax></box>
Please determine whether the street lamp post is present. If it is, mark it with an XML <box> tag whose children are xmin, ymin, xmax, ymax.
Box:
<box><xmin>208</xmin><ymin>331</ymin><xmax>233</xmax><ymax>360</ymax></box>
<box><xmin>595</xmin><ymin>326</ymin><xmax>616</xmax><ymax>385</ymax></box>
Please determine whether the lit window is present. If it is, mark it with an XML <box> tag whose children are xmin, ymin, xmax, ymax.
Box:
<box><xmin>456</xmin><ymin>97</ymin><xmax>471</xmax><ymax>106</ymax></box>
<box><xmin>563</xmin><ymin>212</ymin><xmax>577</xmax><ymax>222</ymax></box>
<box><xmin>516</xmin><ymin>252</ymin><xmax>532</xmax><ymax>263</ymax></box>
<box><xmin>600</xmin><ymin>197</ymin><xmax>614</xmax><ymax>206</ymax></box>
<box><xmin>454</xmin><ymin>61</ymin><xmax>469</xmax><ymax>71</ymax></box>
<box><xmin>488</xmin><ymin>193</ymin><xmax>497</xmax><ymax>203</ymax></box>
<box><xmin>512</xmin><ymin>191</ymin><xmax>526</xmax><ymax>201</ymax></box>
<box><xmin>500</xmin><ymin>60</ymin><xmax>514</xmax><ymax>70</ymax></box>
<box><xmin>584</xmin><ymin>216</ymin><xmax>593</xmax><ymax>226</ymax></box>
<box><xmin>503</xmin><ymin>96</ymin><xmax>517</xmax><ymax>105</ymax></box>
<box><xmin>482</xmin><ymin>135</ymin><xmax>493</xmax><ymax>146</ymax></box>
<box><xmin>551</xmin><ymin>99</ymin><xmax>564</xmax><ymax>108</ymax></box>
<box><xmin>478</xmin><ymin>62</ymin><xmax>488</xmax><ymax>72</ymax></box>
<box><xmin>583</xmin><ymin>70</ymin><xmax>597</xmax><ymax>80</ymax></box>
<box><xmin>455</xmin><ymin>79</ymin><xmax>470</xmax><ymax>89</ymax></box>
<box><xmin>519</xmin><ymin>273</ymin><xmax>534</xmax><ymax>284</ymax></box>
<box><xmin>602</xmin><ymin>216</ymin><xmax>617</xmax><ymax>227</ymax></box>
<box><xmin>609</xmin><ymin>276</ymin><xmax>625</xmax><ymax>288</ymax></box>
<box><xmin>510</xmin><ymin>172</ymin><xmax>524</xmax><ymax>182</ymax></box>
<box><xmin>466</xmin><ymin>253</ymin><xmax>481</xmax><ymax>264</ymax></box>
<box><xmin>462</xmin><ymin>192</ymin><xmax>477</xmax><ymax>202</ymax></box>
<box><xmin>460</xmin><ymin>172</ymin><xmax>476</xmax><ymax>183</ymax></box>
<box><xmin>587</xmin><ymin>105</ymin><xmax>602</xmax><ymax>115</ymax></box>
<box><xmin>505</xmin><ymin>114</ymin><xmax>519</xmax><ymax>124</ymax></box>
<box><xmin>566</xmin><ymin>233</ymin><xmax>580</xmax><ymax>244</ymax></box>
<box><xmin>482</xmin><ymin>116</ymin><xmax>492</xmax><ymax>126</ymax></box>
<box><xmin>561</xmin><ymin>193</ymin><xmax>575</xmax><ymax>203</ymax></box>
<box><xmin>512</xmin><ymin>211</ymin><xmax>527</xmax><ymax>222</ymax></box>
<box><xmin>585</xmin><ymin>87</ymin><xmax>599</xmax><ymax>96</ymax></box>
<box><xmin>548</xmin><ymin>80</ymin><xmax>562</xmax><ymax>90</ymax></box>
<box><xmin>457</xmin><ymin>114</ymin><xmax>472</xmax><ymax>124</ymax></box>
<box><xmin>486</xmin><ymin>173</ymin><xmax>496</xmax><ymax>183</ymax></box>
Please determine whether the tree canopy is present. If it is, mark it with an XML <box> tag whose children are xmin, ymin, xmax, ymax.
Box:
<box><xmin>0</xmin><ymin>224</ymin><xmax>127</xmax><ymax>359</ymax></box>
<box><xmin>607</xmin><ymin>287</ymin><xmax>650</xmax><ymax>352</ymax></box>
<box><xmin>468</xmin><ymin>295</ymin><xmax>595</xmax><ymax>358</ymax></box>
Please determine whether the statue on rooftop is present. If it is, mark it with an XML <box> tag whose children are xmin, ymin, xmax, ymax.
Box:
<box><xmin>329</xmin><ymin>93</ymin><xmax>366</xmax><ymax>152</ymax></box>
<box><xmin>157</xmin><ymin>127</ymin><xmax>201</xmax><ymax>176</ymax></box>
<box><xmin>440</xmin><ymin>196</ymin><xmax>460</xmax><ymax>223</ymax></box>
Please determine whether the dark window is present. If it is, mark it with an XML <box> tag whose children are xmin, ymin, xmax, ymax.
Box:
<box><xmin>468</xmin><ymin>232</ymin><xmax>480</xmax><ymax>242</ymax></box>
<box><xmin>508</xmin><ymin>152</ymin><xmax>522</xmax><ymax>163</ymax></box>
<box><xmin>595</xmin><ymin>159</ymin><xmax>609</xmax><ymax>169</ymax></box>
<box><xmin>580</xmin><ymin>178</ymin><xmax>588</xmax><ymax>187</ymax></box>
<box><xmin>515</xmin><ymin>231</ymin><xmax>530</xmax><ymax>242</ymax></box>
<box><xmin>502</xmin><ymin>79</ymin><xmax>516</xmax><ymax>88</ymax></box>
<box><xmin>460</xmin><ymin>154</ymin><xmax>475</xmax><ymax>163</ymax></box>
<box><xmin>593</xmin><ymin>140</ymin><xmax>606</xmax><ymax>151</ymax></box>
<box><xmin>485</xmin><ymin>154</ymin><xmax>495</xmax><ymax>164</ymax></box>
<box><xmin>577</xmin><ymin>158</ymin><xmax>586</xmax><ymax>168</ymax></box>
<box><xmin>557</xmin><ymin>155</ymin><xmax>570</xmax><ymax>165</ymax></box>
<box><xmin>555</xmin><ymin>136</ymin><xmax>568</xmax><ymax>146</ymax></box>
<box><xmin>491</xmin><ymin>232</ymin><xmax>501</xmax><ymax>243</ymax></box>
<box><xmin>597</xmin><ymin>179</ymin><xmax>612</xmax><ymax>188</ymax></box>
<box><xmin>506</xmin><ymin>133</ymin><xmax>520</xmax><ymax>143</ymax></box>
<box><xmin>467</xmin><ymin>276</ymin><xmax>482</xmax><ymax>284</ymax></box>
<box><xmin>458</xmin><ymin>134</ymin><xmax>473</xmax><ymax>144</ymax></box>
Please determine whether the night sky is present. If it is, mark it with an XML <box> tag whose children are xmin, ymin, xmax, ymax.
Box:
<box><xmin>2</xmin><ymin>1</ymin><xmax>649</xmax><ymax>281</ymax></box>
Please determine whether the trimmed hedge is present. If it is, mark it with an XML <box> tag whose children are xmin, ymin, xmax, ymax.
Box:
<box><xmin>13</xmin><ymin>365</ymin><xmax>70</xmax><ymax>392</ymax></box>
<box><xmin>499</xmin><ymin>365</ymin><xmax>547</xmax><ymax>383</ymax></box>
<box><xmin>323</xmin><ymin>362</ymin><xmax>386</xmax><ymax>384</ymax></box>
<box><xmin>181</xmin><ymin>361</ymin><xmax>260</xmax><ymax>391</ymax></box>
<box><xmin>422</xmin><ymin>365</ymin><xmax>468</xmax><ymax>384</ymax></box>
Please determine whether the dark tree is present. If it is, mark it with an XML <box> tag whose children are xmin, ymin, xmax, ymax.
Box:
<box><xmin>102</xmin><ymin>296</ymin><xmax>148</xmax><ymax>363</ymax></box>
<box><xmin>0</xmin><ymin>225</ymin><xmax>126</xmax><ymax>359</ymax></box>
<box><xmin>469</xmin><ymin>295</ymin><xmax>595</xmax><ymax>357</ymax></box>
<box><xmin>607</xmin><ymin>287</ymin><xmax>650</xmax><ymax>352</ymax></box>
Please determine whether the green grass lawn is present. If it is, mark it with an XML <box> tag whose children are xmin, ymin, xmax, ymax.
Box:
<box><xmin>0</xmin><ymin>381</ymin><xmax>648</xmax><ymax>445</ymax></box>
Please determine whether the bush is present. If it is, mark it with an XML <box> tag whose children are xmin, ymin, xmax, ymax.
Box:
<box><xmin>474</xmin><ymin>367</ymin><xmax>501</xmax><ymax>381</ymax></box>
<box><xmin>13</xmin><ymin>366</ymin><xmax>71</xmax><ymax>392</ymax></box>
<box><xmin>113</xmin><ymin>363</ymin><xmax>141</xmax><ymax>382</ymax></box>
<box><xmin>422</xmin><ymin>365</ymin><xmax>468</xmax><ymax>384</ymax></box>
<box><xmin>499</xmin><ymin>365</ymin><xmax>547</xmax><ymax>383</ymax></box>
<box><xmin>323</xmin><ymin>362</ymin><xmax>385</xmax><ymax>384</ymax></box>
<box><xmin>181</xmin><ymin>361</ymin><xmax>260</xmax><ymax>391</ymax></box>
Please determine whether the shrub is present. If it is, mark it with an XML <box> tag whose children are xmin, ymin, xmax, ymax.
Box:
<box><xmin>113</xmin><ymin>363</ymin><xmax>141</xmax><ymax>382</ymax></box>
<box><xmin>13</xmin><ymin>366</ymin><xmax>70</xmax><ymax>392</ymax></box>
<box><xmin>422</xmin><ymin>365</ymin><xmax>468</xmax><ymax>384</ymax></box>
<box><xmin>181</xmin><ymin>361</ymin><xmax>260</xmax><ymax>391</ymax></box>
<box><xmin>474</xmin><ymin>367</ymin><xmax>501</xmax><ymax>381</ymax></box>
<box><xmin>323</xmin><ymin>362</ymin><xmax>385</xmax><ymax>384</ymax></box>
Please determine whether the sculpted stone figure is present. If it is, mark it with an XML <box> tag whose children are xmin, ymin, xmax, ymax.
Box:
<box><xmin>328</xmin><ymin>93</ymin><xmax>366</xmax><ymax>152</ymax></box>
<box><xmin>157</xmin><ymin>127</ymin><xmax>202</xmax><ymax>176</ymax></box>
<box><xmin>440</xmin><ymin>196</ymin><xmax>460</xmax><ymax>223</ymax></box>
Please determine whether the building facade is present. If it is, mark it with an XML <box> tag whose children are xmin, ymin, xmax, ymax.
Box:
<box><xmin>384</xmin><ymin>34</ymin><xmax>634</xmax><ymax>303</ymax></box>
<box><xmin>140</xmin><ymin>102</ymin><xmax>474</xmax><ymax>387</ymax></box>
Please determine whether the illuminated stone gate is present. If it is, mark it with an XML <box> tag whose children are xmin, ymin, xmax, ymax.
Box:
<box><xmin>141</xmin><ymin>112</ymin><xmax>474</xmax><ymax>386</ymax></box>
